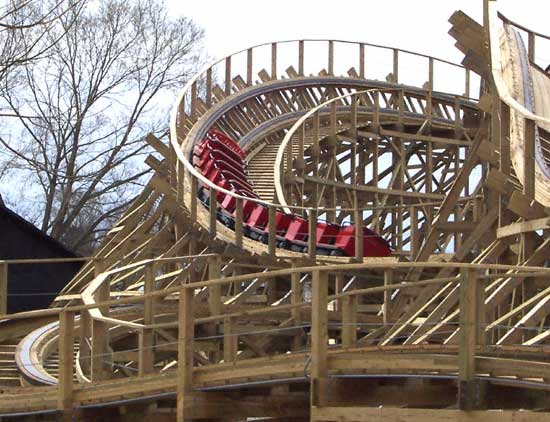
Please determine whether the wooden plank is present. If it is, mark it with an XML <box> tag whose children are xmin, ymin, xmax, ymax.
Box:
<box><xmin>312</xmin><ymin>406</ymin><xmax>549</xmax><ymax>422</ymax></box>
<box><xmin>58</xmin><ymin>311</ymin><xmax>75</xmax><ymax>420</ymax></box>
<box><xmin>497</xmin><ymin>217</ymin><xmax>550</xmax><ymax>238</ymax></box>
<box><xmin>341</xmin><ymin>295</ymin><xmax>357</xmax><ymax>348</ymax></box>
<box><xmin>177</xmin><ymin>287</ymin><xmax>194</xmax><ymax>422</ymax></box>
<box><xmin>507</xmin><ymin>191</ymin><xmax>546</xmax><ymax>220</ymax></box>
<box><xmin>311</xmin><ymin>270</ymin><xmax>328</xmax><ymax>406</ymax></box>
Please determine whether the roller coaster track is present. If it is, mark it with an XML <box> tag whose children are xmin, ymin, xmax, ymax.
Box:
<box><xmin>3</xmin><ymin>4</ymin><xmax>550</xmax><ymax>421</ymax></box>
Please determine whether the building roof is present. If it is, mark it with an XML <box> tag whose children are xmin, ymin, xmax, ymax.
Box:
<box><xmin>0</xmin><ymin>201</ymin><xmax>78</xmax><ymax>258</ymax></box>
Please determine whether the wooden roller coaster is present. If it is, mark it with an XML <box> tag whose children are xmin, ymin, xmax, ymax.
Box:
<box><xmin>2</xmin><ymin>1</ymin><xmax>550</xmax><ymax>420</ymax></box>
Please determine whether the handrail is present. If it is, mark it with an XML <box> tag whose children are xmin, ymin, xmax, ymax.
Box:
<box><xmin>79</xmin><ymin>254</ymin><xmax>218</xmax><ymax>331</ymax></box>
<box><xmin>498</xmin><ymin>12</ymin><xmax>550</xmax><ymax>41</ymax></box>
<box><xmin>1</xmin><ymin>260</ymin><xmax>550</xmax><ymax>323</ymax></box>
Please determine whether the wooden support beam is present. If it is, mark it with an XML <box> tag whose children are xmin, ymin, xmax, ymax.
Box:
<box><xmin>291</xmin><ymin>263</ymin><xmax>302</xmax><ymax>351</ymax></box>
<box><xmin>209</xmin><ymin>192</ymin><xmax>217</xmax><ymax>237</ymax></box>
<box><xmin>235</xmin><ymin>198</ymin><xmax>243</xmax><ymax>249</ymax></box>
<box><xmin>311</xmin><ymin>270</ymin><xmax>328</xmax><ymax>407</ymax></box>
<box><xmin>225</xmin><ymin>56</ymin><xmax>231</xmax><ymax>96</ymax></box>
<box><xmin>308</xmin><ymin>209</ymin><xmax>317</xmax><ymax>261</ymax></box>
<box><xmin>353</xmin><ymin>191</ymin><xmax>363</xmax><ymax>261</ymax></box>
<box><xmin>383</xmin><ymin>269</ymin><xmax>393</xmax><ymax>325</ymax></box>
<box><xmin>79</xmin><ymin>308</ymin><xmax>91</xmax><ymax>377</ymax></box>
<box><xmin>497</xmin><ymin>217</ymin><xmax>550</xmax><ymax>238</ymax></box>
<box><xmin>177</xmin><ymin>287</ymin><xmax>194</xmax><ymax>422</ymax></box>
<box><xmin>268</xmin><ymin>205</ymin><xmax>277</xmax><ymax>256</ymax></box>
<box><xmin>507</xmin><ymin>191</ymin><xmax>546</xmax><ymax>220</ymax></box>
<box><xmin>311</xmin><ymin>407</ymin><xmax>548</xmax><ymax>422</ymax></box>
<box><xmin>208</xmin><ymin>256</ymin><xmax>222</xmax><ymax>316</ymax></box>
<box><xmin>223</xmin><ymin>316</ymin><xmax>238</xmax><ymax>362</ymax></box>
<box><xmin>341</xmin><ymin>295</ymin><xmax>357</xmax><ymax>348</ymax></box>
<box><xmin>523</xmin><ymin>118</ymin><xmax>536</xmax><ymax>199</ymax></box>
<box><xmin>91</xmin><ymin>259</ymin><xmax>109</xmax><ymax>381</ymax></box>
<box><xmin>140</xmin><ymin>263</ymin><xmax>155</xmax><ymax>376</ymax></box>
<box><xmin>57</xmin><ymin>310</ymin><xmax>74</xmax><ymax>422</ymax></box>
<box><xmin>458</xmin><ymin>267</ymin><xmax>480</xmax><ymax>410</ymax></box>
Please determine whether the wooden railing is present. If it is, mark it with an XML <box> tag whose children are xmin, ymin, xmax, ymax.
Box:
<box><xmin>1</xmin><ymin>257</ymin><xmax>550</xmax><ymax>414</ymax></box>
<box><xmin>12</xmin><ymin>260</ymin><xmax>547</xmax><ymax>417</ymax></box>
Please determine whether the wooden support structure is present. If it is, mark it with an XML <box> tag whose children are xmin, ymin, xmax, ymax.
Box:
<box><xmin>4</xmin><ymin>14</ymin><xmax>550</xmax><ymax>420</ymax></box>
<box><xmin>311</xmin><ymin>270</ymin><xmax>328</xmax><ymax>407</ymax></box>
<box><xmin>177</xmin><ymin>286</ymin><xmax>194</xmax><ymax>422</ymax></box>
<box><xmin>57</xmin><ymin>310</ymin><xmax>74</xmax><ymax>421</ymax></box>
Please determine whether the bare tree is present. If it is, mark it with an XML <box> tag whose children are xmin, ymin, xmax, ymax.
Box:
<box><xmin>0</xmin><ymin>0</ymin><xmax>204</xmax><ymax>254</ymax></box>
<box><xmin>0</xmin><ymin>0</ymin><xmax>86</xmax><ymax>87</ymax></box>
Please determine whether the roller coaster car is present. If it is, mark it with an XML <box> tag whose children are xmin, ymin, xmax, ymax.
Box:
<box><xmin>316</xmin><ymin>222</ymin><xmax>340</xmax><ymax>245</ymax></box>
<box><xmin>247</xmin><ymin>204</ymin><xmax>268</xmax><ymax>228</ymax></box>
<box><xmin>207</xmin><ymin>129</ymin><xmax>246</xmax><ymax>159</ymax></box>
<box><xmin>198</xmin><ymin>150</ymin><xmax>248</xmax><ymax>176</ymax></box>
<box><xmin>195</xmin><ymin>129</ymin><xmax>390</xmax><ymax>259</ymax></box>
<box><xmin>220</xmin><ymin>195</ymin><xmax>258</xmax><ymax>218</ymax></box>
<box><xmin>333</xmin><ymin>225</ymin><xmax>391</xmax><ymax>257</ymax></box>
<box><xmin>284</xmin><ymin>217</ymin><xmax>309</xmax><ymax>242</ymax></box>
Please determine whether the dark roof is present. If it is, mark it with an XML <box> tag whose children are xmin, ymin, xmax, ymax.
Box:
<box><xmin>0</xmin><ymin>202</ymin><xmax>78</xmax><ymax>258</ymax></box>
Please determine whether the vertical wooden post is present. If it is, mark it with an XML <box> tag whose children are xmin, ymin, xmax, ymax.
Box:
<box><xmin>341</xmin><ymin>295</ymin><xmax>357</xmax><ymax>348</ymax></box>
<box><xmin>465</xmin><ymin>69</ymin><xmax>470</xmax><ymax>98</ymax></box>
<box><xmin>206</xmin><ymin>67</ymin><xmax>213</xmax><ymax>107</ymax></box>
<box><xmin>190</xmin><ymin>81</ymin><xmax>197</xmax><ymax>119</ymax></box>
<box><xmin>268</xmin><ymin>205</ymin><xmax>277</xmax><ymax>256</ymax></box>
<box><xmin>176</xmin><ymin>287</ymin><xmax>194</xmax><ymax>422</ymax></box>
<box><xmin>298</xmin><ymin>40</ymin><xmax>304</xmax><ymax>76</ymax></box>
<box><xmin>308</xmin><ymin>209</ymin><xmax>317</xmax><ymax>261</ymax></box>
<box><xmin>225</xmin><ymin>56</ymin><xmax>232</xmax><ymax>96</ymax></box>
<box><xmin>271</xmin><ymin>43</ymin><xmax>277</xmax><ymax>80</ymax></box>
<box><xmin>209</xmin><ymin>190</ymin><xmax>217</xmax><ymax>237</ymax></box>
<box><xmin>428</xmin><ymin>57</ymin><xmax>434</xmax><ymax>89</ymax></box>
<box><xmin>208</xmin><ymin>256</ymin><xmax>222</xmax><ymax>316</ymax></box>
<box><xmin>176</xmin><ymin>161</ymin><xmax>185</xmax><ymax>236</ymax></box>
<box><xmin>359</xmin><ymin>44</ymin><xmax>365</xmax><ymax>78</ymax></box>
<box><xmin>458</xmin><ymin>267</ymin><xmax>479</xmax><ymax>410</ymax></box>
<box><xmin>334</xmin><ymin>273</ymin><xmax>344</xmax><ymax>312</ymax></box>
<box><xmin>393</xmin><ymin>49</ymin><xmax>399</xmax><ymax>83</ymax></box>
<box><xmin>311</xmin><ymin>270</ymin><xmax>328</xmax><ymax>407</ymax></box>
<box><xmin>528</xmin><ymin>32</ymin><xmax>535</xmax><ymax>63</ymax></box>
<box><xmin>140</xmin><ymin>262</ymin><xmax>155</xmax><ymax>376</ymax></box>
<box><xmin>190</xmin><ymin>176</ymin><xmax>198</xmax><ymax>222</ymax></box>
<box><xmin>383</xmin><ymin>269</ymin><xmax>393</xmax><ymax>325</ymax></box>
<box><xmin>58</xmin><ymin>310</ymin><xmax>75</xmax><ymax>421</ymax></box>
<box><xmin>328</xmin><ymin>40</ymin><xmax>334</xmax><ymax>76</ymax></box>
<box><xmin>223</xmin><ymin>316</ymin><xmax>238</xmax><ymax>362</ymax></box>
<box><xmin>499</xmin><ymin>101</ymin><xmax>511</xmax><ymax>227</ymax></box>
<box><xmin>235</xmin><ymin>197</ymin><xmax>243</xmax><ymax>249</ymax></box>
<box><xmin>91</xmin><ymin>258</ymin><xmax>109</xmax><ymax>381</ymax></box>
<box><xmin>246</xmin><ymin>48</ymin><xmax>253</xmax><ymax>86</ymax></box>
<box><xmin>409</xmin><ymin>206</ymin><xmax>419</xmax><ymax>258</ymax></box>
<box><xmin>353</xmin><ymin>191</ymin><xmax>363</xmax><ymax>261</ymax></box>
<box><xmin>373</xmin><ymin>90</ymin><xmax>380</xmax><ymax>131</ymax></box>
<box><xmin>0</xmin><ymin>262</ymin><xmax>7</xmax><ymax>315</ymax></box>
<box><xmin>291</xmin><ymin>263</ymin><xmax>302</xmax><ymax>351</ymax></box>
<box><xmin>523</xmin><ymin>118</ymin><xmax>535</xmax><ymax>199</ymax></box>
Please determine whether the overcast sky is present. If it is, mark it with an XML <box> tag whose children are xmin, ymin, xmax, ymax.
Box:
<box><xmin>166</xmin><ymin>0</ymin><xmax>549</xmax><ymax>67</ymax></box>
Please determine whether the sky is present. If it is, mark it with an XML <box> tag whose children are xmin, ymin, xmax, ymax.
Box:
<box><xmin>166</xmin><ymin>0</ymin><xmax>550</xmax><ymax>70</ymax></box>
